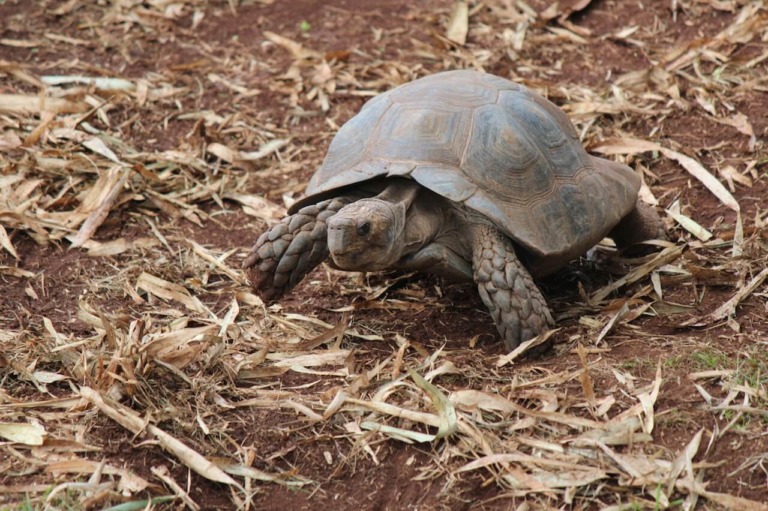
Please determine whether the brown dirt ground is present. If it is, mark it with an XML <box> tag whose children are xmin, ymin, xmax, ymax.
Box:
<box><xmin>2</xmin><ymin>0</ymin><xmax>768</xmax><ymax>510</ymax></box>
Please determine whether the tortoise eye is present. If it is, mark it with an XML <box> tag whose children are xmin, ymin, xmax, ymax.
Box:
<box><xmin>357</xmin><ymin>221</ymin><xmax>371</xmax><ymax>236</ymax></box>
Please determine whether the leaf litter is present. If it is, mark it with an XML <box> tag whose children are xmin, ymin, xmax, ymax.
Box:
<box><xmin>1</xmin><ymin>0</ymin><xmax>768</xmax><ymax>509</ymax></box>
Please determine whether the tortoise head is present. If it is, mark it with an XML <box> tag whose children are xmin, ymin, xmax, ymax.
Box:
<box><xmin>327</xmin><ymin>198</ymin><xmax>407</xmax><ymax>271</ymax></box>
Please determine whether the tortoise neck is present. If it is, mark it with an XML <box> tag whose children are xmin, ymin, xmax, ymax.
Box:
<box><xmin>376</xmin><ymin>180</ymin><xmax>445</xmax><ymax>257</ymax></box>
<box><xmin>375</xmin><ymin>177</ymin><xmax>421</xmax><ymax>206</ymax></box>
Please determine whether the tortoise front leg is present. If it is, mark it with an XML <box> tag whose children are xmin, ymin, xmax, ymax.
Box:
<box><xmin>472</xmin><ymin>225</ymin><xmax>554</xmax><ymax>350</ymax></box>
<box><xmin>243</xmin><ymin>197</ymin><xmax>352</xmax><ymax>302</ymax></box>
<box><xmin>395</xmin><ymin>243</ymin><xmax>474</xmax><ymax>282</ymax></box>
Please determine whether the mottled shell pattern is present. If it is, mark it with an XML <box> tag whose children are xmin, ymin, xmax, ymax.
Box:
<box><xmin>294</xmin><ymin>70</ymin><xmax>640</xmax><ymax>262</ymax></box>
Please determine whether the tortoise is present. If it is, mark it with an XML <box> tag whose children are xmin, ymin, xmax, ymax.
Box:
<box><xmin>243</xmin><ymin>70</ymin><xmax>663</xmax><ymax>350</ymax></box>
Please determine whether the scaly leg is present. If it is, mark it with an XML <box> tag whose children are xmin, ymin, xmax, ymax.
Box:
<box><xmin>472</xmin><ymin>225</ymin><xmax>553</xmax><ymax>350</ymax></box>
<box><xmin>243</xmin><ymin>197</ymin><xmax>351</xmax><ymax>301</ymax></box>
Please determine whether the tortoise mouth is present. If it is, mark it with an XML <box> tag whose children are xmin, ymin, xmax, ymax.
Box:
<box><xmin>330</xmin><ymin>250</ymin><xmax>379</xmax><ymax>271</ymax></box>
<box><xmin>326</xmin><ymin>199</ymin><xmax>403</xmax><ymax>271</ymax></box>
<box><xmin>327</xmin><ymin>223</ymin><xmax>389</xmax><ymax>271</ymax></box>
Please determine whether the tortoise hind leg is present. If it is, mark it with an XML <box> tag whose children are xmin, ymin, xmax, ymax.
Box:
<box><xmin>609</xmin><ymin>199</ymin><xmax>667</xmax><ymax>253</ymax></box>
<box><xmin>472</xmin><ymin>225</ymin><xmax>554</xmax><ymax>350</ymax></box>
<box><xmin>243</xmin><ymin>197</ymin><xmax>351</xmax><ymax>302</ymax></box>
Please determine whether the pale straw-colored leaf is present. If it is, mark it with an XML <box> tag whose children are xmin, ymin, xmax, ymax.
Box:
<box><xmin>70</xmin><ymin>166</ymin><xmax>130</xmax><ymax>248</ymax></box>
<box><xmin>238</xmin><ymin>138</ymin><xmax>290</xmax><ymax>161</ymax></box>
<box><xmin>451</xmin><ymin>390</ymin><xmax>604</xmax><ymax>429</ymax></box>
<box><xmin>81</xmin><ymin>137</ymin><xmax>123</xmax><ymax>165</ymax></box>
<box><xmin>503</xmin><ymin>468</ymin><xmax>607</xmax><ymax>490</ymax></box>
<box><xmin>206</xmin><ymin>142</ymin><xmax>236</xmax><ymax>163</ymax></box>
<box><xmin>322</xmin><ymin>390</ymin><xmax>348</xmax><ymax>420</ymax></box>
<box><xmin>446</xmin><ymin>1</ymin><xmax>469</xmax><ymax>45</ymax></box>
<box><xmin>225</xmin><ymin>192</ymin><xmax>286</xmax><ymax>223</ymax></box>
<box><xmin>345</xmin><ymin>398</ymin><xmax>441</xmax><ymax>428</ymax></box>
<box><xmin>263</xmin><ymin>31</ymin><xmax>321</xmax><ymax>60</ymax></box>
<box><xmin>591</xmin><ymin>245</ymin><xmax>684</xmax><ymax>302</ymax></box>
<box><xmin>718</xmin><ymin>165</ymin><xmax>753</xmax><ymax>192</ymax></box>
<box><xmin>360</xmin><ymin>421</ymin><xmax>436</xmax><ymax>443</ymax></box>
<box><xmin>0</xmin><ymin>224</ymin><xmax>19</xmax><ymax>259</ymax></box>
<box><xmin>637</xmin><ymin>362</ymin><xmax>662</xmax><ymax>434</ymax></box>
<box><xmin>497</xmin><ymin>328</ymin><xmax>559</xmax><ymax>367</ymax></box>
<box><xmin>218</xmin><ymin>463</ymin><xmax>310</xmax><ymax>487</ymax></box>
<box><xmin>408</xmin><ymin>368</ymin><xmax>457</xmax><ymax>439</ymax></box>
<box><xmin>80</xmin><ymin>387</ymin><xmax>239</xmax><ymax>487</ymax></box>
<box><xmin>592</xmin><ymin>137</ymin><xmax>740</xmax><ymax>212</ymax></box>
<box><xmin>0</xmin><ymin>38</ymin><xmax>40</xmax><ymax>48</ymax></box>
<box><xmin>140</xmin><ymin>325</ymin><xmax>216</xmax><ymax>362</ymax></box>
<box><xmin>0</xmin><ymin>266</ymin><xmax>35</xmax><ymax>278</ymax></box>
<box><xmin>665</xmin><ymin>200</ymin><xmax>713</xmax><ymax>241</ymax></box>
<box><xmin>136</xmin><ymin>272</ymin><xmax>208</xmax><ymax>314</ymax></box>
<box><xmin>457</xmin><ymin>452</ymin><xmax>595</xmax><ymax>473</ymax></box>
<box><xmin>188</xmin><ymin>239</ymin><xmax>244</xmax><ymax>284</ymax></box>
<box><xmin>666</xmin><ymin>428</ymin><xmax>703</xmax><ymax>495</ymax></box>
<box><xmin>595</xmin><ymin>303</ymin><xmax>629</xmax><ymax>344</ymax></box>
<box><xmin>676</xmin><ymin>479</ymin><xmax>768</xmax><ymax>511</ymax></box>
<box><xmin>704</xmin><ymin>267</ymin><xmax>768</xmax><ymax>324</ymax></box>
<box><xmin>732</xmin><ymin>210</ymin><xmax>744</xmax><ymax>257</ymax></box>
<box><xmin>0</xmin><ymin>93</ymin><xmax>87</xmax><ymax>114</ymax></box>
<box><xmin>41</xmin><ymin>75</ymin><xmax>136</xmax><ymax>90</ymax></box>
<box><xmin>660</xmin><ymin>146</ymin><xmax>739</xmax><ymax>212</ymax></box>
<box><xmin>0</xmin><ymin>422</ymin><xmax>46</xmax><ymax>445</ymax></box>
<box><xmin>270</xmin><ymin>350</ymin><xmax>351</xmax><ymax>368</ymax></box>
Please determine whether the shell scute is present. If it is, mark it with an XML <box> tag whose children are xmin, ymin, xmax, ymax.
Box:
<box><xmin>294</xmin><ymin>70</ymin><xmax>640</xmax><ymax>260</ymax></box>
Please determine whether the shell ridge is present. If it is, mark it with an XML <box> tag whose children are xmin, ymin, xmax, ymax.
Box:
<box><xmin>459</xmin><ymin>103</ymin><xmax>477</xmax><ymax>167</ymax></box>
<box><xmin>362</xmin><ymin>96</ymin><xmax>395</xmax><ymax>161</ymax></box>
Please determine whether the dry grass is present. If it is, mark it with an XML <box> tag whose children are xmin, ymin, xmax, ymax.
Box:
<box><xmin>1</xmin><ymin>0</ymin><xmax>768</xmax><ymax>509</ymax></box>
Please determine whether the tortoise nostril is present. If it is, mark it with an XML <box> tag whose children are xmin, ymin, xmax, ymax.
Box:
<box><xmin>357</xmin><ymin>221</ymin><xmax>371</xmax><ymax>236</ymax></box>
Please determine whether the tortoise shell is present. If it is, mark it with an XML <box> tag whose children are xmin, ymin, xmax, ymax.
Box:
<box><xmin>292</xmin><ymin>70</ymin><xmax>640</xmax><ymax>263</ymax></box>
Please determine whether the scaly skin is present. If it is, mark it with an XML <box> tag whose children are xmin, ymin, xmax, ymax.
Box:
<box><xmin>610</xmin><ymin>199</ymin><xmax>667</xmax><ymax>252</ymax></box>
<box><xmin>243</xmin><ymin>197</ymin><xmax>351</xmax><ymax>301</ymax></box>
<box><xmin>472</xmin><ymin>225</ymin><xmax>554</xmax><ymax>350</ymax></box>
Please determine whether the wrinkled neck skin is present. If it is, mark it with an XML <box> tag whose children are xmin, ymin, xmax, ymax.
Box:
<box><xmin>326</xmin><ymin>179</ymin><xmax>444</xmax><ymax>271</ymax></box>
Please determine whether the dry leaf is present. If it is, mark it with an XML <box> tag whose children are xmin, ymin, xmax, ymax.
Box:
<box><xmin>446</xmin><ymin>1</ymin><xmax>469</xmax><ymax>45</ymax></box>
<box><xmin>0</xmin><ymin>422</ymin><xmax>46</xmax><ymax>445</ymax></box>
<box><xmin>136</xmin><ymin>272</ymin><xmax>208</xmax><ymax>313</ymax></box>
<box><xmin>80</xmin><ymin>387</ymin><xmax>240</xmax><ymax>487</ymax></box>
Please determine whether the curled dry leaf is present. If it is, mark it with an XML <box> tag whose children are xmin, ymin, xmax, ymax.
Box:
<box><xmin>225</xmin><ymin>192</ymin><xmax>286</xmax><ymax>223</ymax></box>
<box><xmin>408</xmin><ymin>368</ymin><xmax>457</xmax><ymax>439</ymax></box>
<box><xmin>70</xmin><ymin>166</ymin><xmax>130</xmax><ymax>248</ymax></box>
<box><xmin>263</xmin><ymin>31</ymin><xmax>322</xmax><ymax>60</ymax></box>
<box><xmin>140</xmin><ymin>325</ymin><xmax>217</xmax><ymax>369</ymax></box>
<box><xmin>136</xmin><ymin>272</ymin><xmax>208</xmax><ymax>313</ymax></box>
<box><xmin>0</xmin><ymin>224</ymin><xmax>19</xmax><ymax>258</ymax></box>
